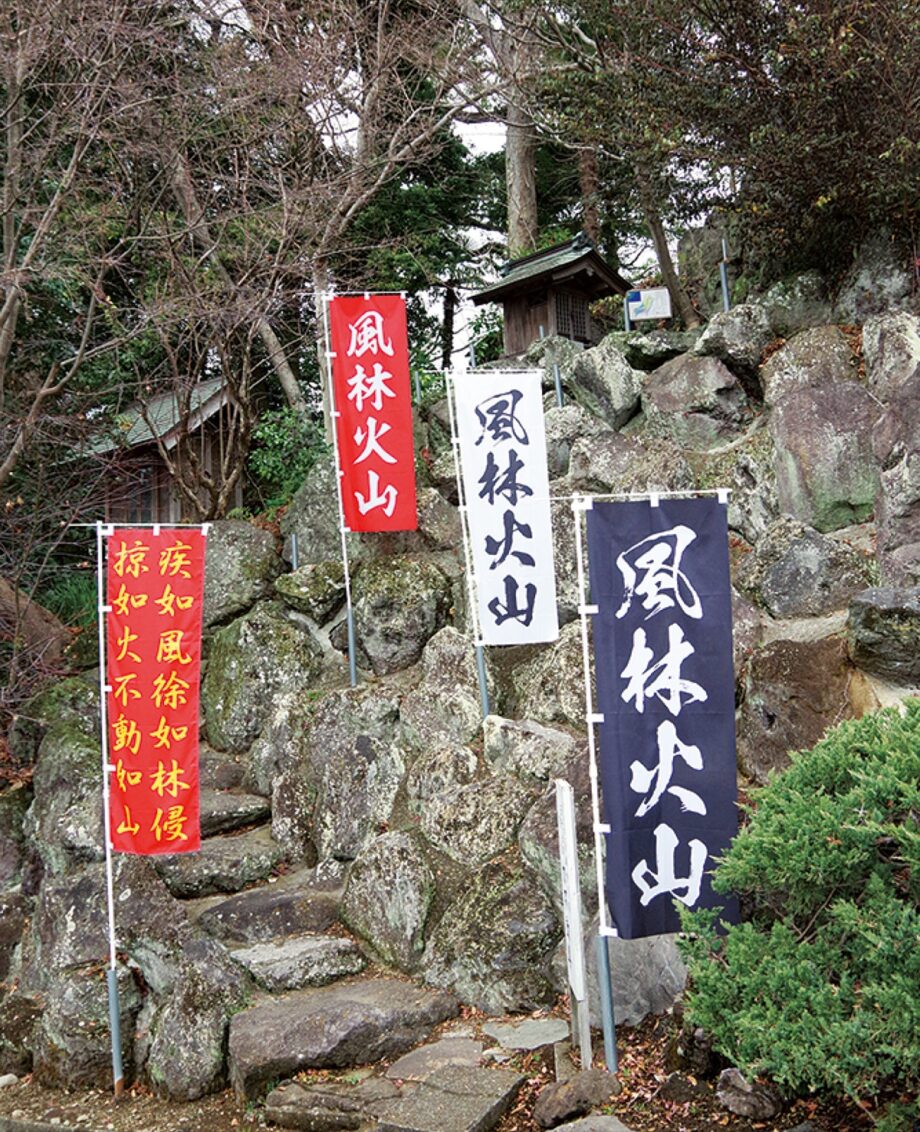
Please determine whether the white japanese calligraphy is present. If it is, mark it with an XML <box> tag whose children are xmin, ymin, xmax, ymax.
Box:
<box><xmin>620</xmin><ymin>624</ymin><xmax>708</xmax><ymax>715</ymax></box>
<box><xmin>347</xmin><ymin>362</ymin><xmax>395</xmax><ymax>412</ymax></box>
<box><xmin>347</xmin><ymin>311</ymin><xmax>394</xmax><ymax>358</ymax></box>
<box><xmin>353</xmin><ymin>417</ymin><xmax>397</xmax><ymax>464</ymax></box>
<box><xmin>632</xmin><ymin>823</ymin><xmax>707</xmax><ymax>907</ymax></box>
<box><xmin>630</xmin><ymin>720</ymin><xmax>706</xmax><ymax>817</ymax></box>
<box><xmin>616</xmin><ymin>525</ymin><xmax>702</xmax><ymax>621</ymax></box>
<box><xmin>355</xmin><ymin>470</ymin><xmax>398</xmax><ymax>516</ymax></box>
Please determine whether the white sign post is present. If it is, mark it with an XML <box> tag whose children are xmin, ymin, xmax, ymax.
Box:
<box><xmin>556</xmin><ymin>778</ymin><xmax>592</xmax><ymax>1069</ymax></box>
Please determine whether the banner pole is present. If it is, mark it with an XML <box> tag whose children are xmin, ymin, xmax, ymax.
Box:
<box><xmin>96</xmin><ymin>522</ymin><xmax>124</xmax><ymax>1098</ymax></box>
<box><xmin>446</xmin><ymin>370</ymin><xmax>490</xmax><ymax>718</ymax></box>
<box><xmin>321</xmin><ymin>293</ymin><xmax>358</xmax><ymax>688</ymax></box>
<box><xmin>571</xmin><ymin>495</ymin><xmax>618</xmax><ymax>1073</ymax></box>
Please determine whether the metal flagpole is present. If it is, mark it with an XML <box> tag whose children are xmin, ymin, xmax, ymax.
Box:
<box><xmin>321</xmin><ymin>292</ymin><xmax>358</xmax><ymax>688</ymax></box>
<box><xmin>445</xmin><ymin>369</ymin><xmax>491</xmax><ymax>719</ymax></box>
<box><xmin>95</xmin><ymin>522</ymin><xmax>125</xmax><ymax>1098</ymax></box>
<box><xmin>571</xmin><ymin>495</ymin><xmax>618</xmax><ymax>1074</ymax></box>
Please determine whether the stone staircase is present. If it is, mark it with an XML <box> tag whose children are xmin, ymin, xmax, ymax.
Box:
<box><xmin>143</xmin><ymin>746</ymin><xmax>617</xmax><ymax>1132</ymax></box>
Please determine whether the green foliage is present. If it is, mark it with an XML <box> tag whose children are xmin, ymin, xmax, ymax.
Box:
<box><xmin>39</xmin><ymin>570</ymin><xmax>98</xmax><ymax>629</ymax></box>
<box><xmin>248</xmin><ymin>408</ymin><xmax>328</xmax><ymax>507</ymax></box>
<box><xmin>679</xmin><ymin>702</ymin><xmax>920</xmax><ymax>1114</ymax></box>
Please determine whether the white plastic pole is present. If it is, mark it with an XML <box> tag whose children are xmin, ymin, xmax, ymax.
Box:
<box><xmin>95</xmin><ymin>522</ymin><xmax>124</xmax><ymax>1097</ymax></box>
<box><xmin>321</xmin><ymin>293</ymin><xmax>358</xmax><ymax>687</ymax></box>
<box><xmin>571</xmin><ymin>496</ymin><xmax>618</xmax><ymax>1073</ymax></box>
<box><xmin>445</xmin><ymin>370</ymin><xmax>490</xmax><ymax>718</ymax></box>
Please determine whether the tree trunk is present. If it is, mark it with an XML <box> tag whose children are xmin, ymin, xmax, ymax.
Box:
<box><xmin>170</xmin><ymin>152</ymin><xmax>309</xmax><ymax>416</ymax></box>
<box><xmin>506</xmin><ymin>99</ymin><xmax>538</xmax><ymax>256</ymax></box>
<box><xmin>0</xmin><ymin>576</ymin><xmax>69</xmax><ymax>667</ymax></box>
<box><xmin>579</xmin><ymin>148</ymin><xmax>600</xmax><ymax>246</ymax></box>
<box><xmin>441</xmin><ymin>283</ymin><xmax>457</xmax><ymax>370</ymax></box>
<box><xmin>637</xmin><ymin>164</ymin><xmax>699</xmax><ymax>328</ymax></box>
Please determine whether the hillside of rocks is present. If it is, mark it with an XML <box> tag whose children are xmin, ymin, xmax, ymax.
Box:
<box><xmin>1</xmin><ymin>242</ymin><xmax>919</xmax><ymax>1123</ymax></box>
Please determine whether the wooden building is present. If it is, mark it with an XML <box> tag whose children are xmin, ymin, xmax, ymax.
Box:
<box><xmin>471</xmin><ymin>232</ymin><xmax>631</xmax><ymax>357</ymax></box>
<box><xmin>89</xmin><ymin>377</ymin><xmax>243</xmax><ymax>523</ymax></box>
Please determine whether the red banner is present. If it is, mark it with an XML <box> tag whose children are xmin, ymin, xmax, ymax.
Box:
<box><xmin>329</xmin><ymin>294</ymin><xmax>418</xmax><ymax>531</ymax></box>
<box><xmin>105</xmin><ymin>527</ymin><xmax>206</xmax><ymax>855</ymax></box>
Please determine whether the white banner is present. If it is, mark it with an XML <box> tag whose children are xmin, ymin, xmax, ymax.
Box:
<box><xmin>454</xmin><ymin>370</ymin><xmax>559</xmax><ymax>646</ymax></box>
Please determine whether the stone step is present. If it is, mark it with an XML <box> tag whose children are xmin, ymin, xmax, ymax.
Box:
<box><xmin>376</xmin><ymin>1064</ymin><xmax>526</xmax><ymax>1132</ymax></box>
<box><xmin>154</xmin><ymin>825</ymin><xmax>284</xmax><ymax>898</ymax></box>
<box><xmin>188</xmin><ymin>865</ymin><xmax>344</xmax><ymax>943</ymax></box>
<box><xmin>228</xmin><ymin>976</ymin><xmax>459</xmax><ymax>1099</ymax></box>
<box><xmin>199</xmin><ymin>787</ymin><xmax>271</xmax><ymax>837</ymax></box>
<box><xmin>229</xmin><ymin>932</ymin><xmax>366</xmax><ymax>991</ymax></box>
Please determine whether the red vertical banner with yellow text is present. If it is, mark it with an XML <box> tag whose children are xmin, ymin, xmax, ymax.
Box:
<box><xmin>105</xmin><ymin>528</ymin><xmax>206</xmax><ymax>855</ymax></box>
<box><xmin>328</xmin><ymin>294</ymin><xmax>418</xmax><ymax>532</ymax></box>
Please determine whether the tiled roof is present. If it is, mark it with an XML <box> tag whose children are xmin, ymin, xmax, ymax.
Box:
<box><xmin>89</xmin><ymin>376</ymin><xmax>227</xmax><ymax>454</ymax></box>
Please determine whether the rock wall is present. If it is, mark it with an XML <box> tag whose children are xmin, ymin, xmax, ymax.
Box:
<box><xmin>3</xmin><ymin>283</ymin><xmax>920</xmax><ymax>1101</ymax></box>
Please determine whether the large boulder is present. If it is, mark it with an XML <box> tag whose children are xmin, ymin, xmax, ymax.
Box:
<box><xmin>202</xmin><ymin>520</ymin><xmax>283</xmax><ymax>628</ymax></box>
<box><xmin>862</xmin><ymin>311</ymin><xmax>920</xmax><ymax>401</ymax></box>
<box><xmin>692</xmin><ymin>303</ymin><xmax>774</xmax><ymax>393</ymax></box>
<box><xmin>341</xmin><ymin>832</ymin><xmax>436</xmax><ymax>969</ymax></box>
<box><xmin>736</xmin><ymin>637</ymin><xmax>861</xmax><ymax>783</ymax></box>
<box><xmin>759</xmin><ymin>270</ymin><xmax>833</xmax><ymax>337</ymax></box>
<box><xmin>569</xmin><ymin>335</ymin><xmax>643</xmax><ymax>428</ymax></box>
<box><xmin>611</xmin><ymin>329</ymin><xmax>701</xmax><ymax>372</ymax></box>
<box><xmin>847</xmin><ymin>587</ymin><xmax>920</xmax><ymax>685</ymax></box>
<box><xmin>760</xmin><ymin>326</ymin><xmax>858</xmax><ymax>406</ymax></box>
<box><xmin>0</xmin><ymin>784</ymin><xmax>30</xmax><ymax>889</ymax></box>
<box><xmin>423</xmin><ymin>855</ymin><xmax>560</xmax><ymax>1014</ymax></box>
<box><xmin>301</xmin><ymin>687</ymin><xmax>406</xmax><ymax>862</ymax></box>
<box><xmin>32</xmin><ymin>965</ymin><xmax>141</xmax><ymax>1090</ymax></box>
<box><xmin>568</xmin><ymin>431</ymin><xmax>694</xmax><ymax>495</ymax></box>
<box><xmin>228</xmin><ymin>978</ymin><xmax>458</xmax><ymax>1099</ymax></box>
<box><xmin>833</xmin><ymin>231</ymin><xmax>914</xmax><ymax>323</ymax></box>
<box><xmin>350</xmin><ymin>556</ymin><xmax>451</xmax><ymax>676</ymax></box>
<box><xmin>274</xmin><ymin>561</ymin><xmax>347</xmax><ymax>624</ymax></box>
<box><xmin>511</xmin><ymin>622</ymin><xmax>588</xmax><ymax>729</ymax></box>
<box><xmin>7</xmin><ymin>672</ymin><xmax>99</xmax><ymax>769</ymax></box>
<box><xmin>201</xmin><ymin>601</ymin><xmax>325</xmax><ymax>752</ymax></box>
<box><xmin>770</xmin><ymin>380</ymin><xmax>880</xmax><ymax>532</ymax></box>
<box><xmin>281</xmin><ymin>453</ymin><xmax>365</xmax><ymax>567</ymax></box>
<box><xmin>483</xmin><ymin>715</ymin><xmax>584</xmax><ymax>781</ymax></box>
<box><xmin>543</xmin><ymin>404</ymin><xmax>612</xmax><ymax>478</ymax></box>
<box><xmin>734</xmin><ymin>518</ymin><xmax>875</xmax><ymax>618</ymax></box>
<box><xmin>23</xmin><ymin>703</ymin><xmax>103</xmax><ymax>877</ymax></box>
<box><xmin>405</xmin><ymin>743</ymin><xmax>478</xmax><ymax>815</ymax></box>
<box><xmin>420</xmin><ymin>775</ymin><xmax>538</xmax><ymax>867</ymax></box>
<box><xmin>400</xmin><ymin>627</ymin><xmax>485</xmax><ymax>753</ymax></box>
<box><xmin>872</xmin><ymin>370</ymin><xmax>920</xmax><ymax>584</ymax></box>
<box><xmin>144</xmin><ymin>935</ymin><xmax>251</xmax><ymax>1100</ymax></box>
<box><xmin>641</xmin><ymin>355</ymin><xmax>750</xmax><ymax>449</ymax></box>
<box><xmin>554</xmin><ymin>915</ymin><xmax>687</xmax><ymax>1029</ymax></box>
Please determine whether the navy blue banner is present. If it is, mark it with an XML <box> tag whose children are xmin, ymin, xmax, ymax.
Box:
<box><xmin>586</xmin><ymin>497</ymin><xmax>739</xmax><ymax>939</ymax></box>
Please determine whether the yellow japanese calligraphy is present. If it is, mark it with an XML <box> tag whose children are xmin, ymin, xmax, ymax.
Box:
<box><xmin>112</xmin><ymin>673</ymin><xmax>141</xmax><ymax>708</ymax></box>
<box><xmin>115</xmin><ymin>625</ymin><xmax>141</xmax><ymax>664</ymax></box>
<box><xmin>151</xmin><ymin>671</ymin><xmax>190</xmax><ymax>710</ymax></box>
<box><xmin>112</xmin><ymin>540</ymin><xmax>150</xmax><ymax>579</ymax></box>
<box><xmin>154</xmin><ymin>583</ymin><xmax>194</xmax><ymax>617</ymax></box>
<box><xmin>156</xmin><ymin>629</ymin><xmax>193</xmax><ymax>665</ymax></box>
<box><xmin>112</xmin><ymin>583</ymin><xmax>148</xmax><ymax>618</ymax></box>
<box><xmin>114</xmin><ymin>757</ymin><xmax>143</xmax><ymax>791</ymax></box>
<box><xmin>116</xmin><ymin>806</ymin><xmax>140</xmax><ymax>836</ymax></box>
<box><xmin>149</xmin><ymin>757</ymin><xmax>192</xmax><ymax>796</ymax></box>
<box><xmin>151</xmin><ymin>805</ymin><xmax>189</xmax><ymax>842</ymax></box>
<box><xmin>150</xmin><ymin>717</ymin><xmax>191</xmax><ymax>751</ymax></box>
<box><xmin>159</xmin><ymin>542</ymin><xmax>193</xmax><ymax>579</ymax></box>
<box><xmin>112</xmin><ymin>715</ymin><xmax>142</xmax><ymax>757</ymax></box>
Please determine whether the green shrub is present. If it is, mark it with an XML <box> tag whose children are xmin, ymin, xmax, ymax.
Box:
<box><xmin>249</xmin><ymin>408</ymin><xmax>327</xmax><ymax>508</ymax></box>
<box><xmin>39</xmin><ymin>569</ymin><xmax>98</xmax><ymax>628</ymax></box>
<box><xmin>679</xmin><ymin>701</ymin><xmax>920</xmax><ymax>1121</ymax></box>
